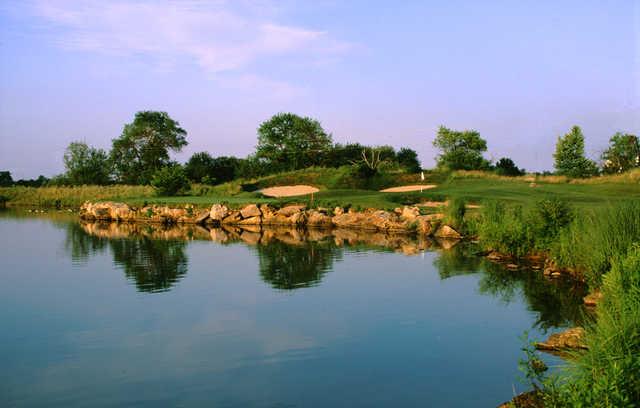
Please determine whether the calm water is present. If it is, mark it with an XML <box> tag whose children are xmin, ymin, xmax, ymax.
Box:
<box><xmin>0</xmin><ymin>211</ymin><xmax>586</xmax><ymax>407</ymax></box>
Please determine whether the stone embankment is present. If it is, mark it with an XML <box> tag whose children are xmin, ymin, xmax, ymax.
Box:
<box><xmin>79</xmin><ymin>201</ymin><xmax>463</xmax><ymax>238</ymax></box>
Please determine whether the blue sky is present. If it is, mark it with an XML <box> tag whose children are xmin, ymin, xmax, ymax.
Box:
<box><xmin>1</xmin><ymin>0</ymin><xmax>638</xmax><ymax>179</ymax></box>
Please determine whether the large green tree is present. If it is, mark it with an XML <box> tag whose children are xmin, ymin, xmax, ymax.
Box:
<box><xmin>256</xmin><ymin>113</ymin><xmax>332</xmax><ymax>171</ymax></box>
<box><xmin>63</xmin><ymin>141</ymin><xmax>112</xmax><ymax>185</ymax></box>
<box><xmin>111</xmin><ymin>111</ymin><xmax>187</xmax><ymax>184</ymax></box>
<box><xmin>553</xmin><ymin>126</ymin><xmax>599</xmax><ymax>178</ymax></box>
<box><xmin>0</xmin><ymin>171</ymin><xmax>13</xmax><ymax>187</ymax></box>
<box><xmin>397</xmin><ymin>147</ymin><xmax>421</xmax><ymax>173</ymax></box>
<box><xmin>601</xmin><ymin>132</ymin><xmax>639</xmax><ymax>174</ymax></box>
<box><xmin>433</xmin><ymin>126</ymin><xmax>489</xmax><ymax>170</ymax></box>
<box><xmin>184</xmin><ymin>152</ymin><xmax>240</xmax><ymax>184</ymax></box>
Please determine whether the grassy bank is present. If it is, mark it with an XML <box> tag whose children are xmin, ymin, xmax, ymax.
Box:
<box><xmin>2</xmin><ymin>168</ymin><xmax>638</xmax><ymax>210</ymax></box>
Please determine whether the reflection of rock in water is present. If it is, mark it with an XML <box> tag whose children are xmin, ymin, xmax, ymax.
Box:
<box><xmin>71</xmin><ymin>220</ymin><xmax>587</xmax><ymax>328</ymax></box>
<box><xmin>110</xmin><ymin>238</ymin><xmax>188</xmax><ymax>293</ymax></box>
<box><xmin>256</xmin><ymin>240</ymin><xmax>340</xmax><ymax>290</ymax></box>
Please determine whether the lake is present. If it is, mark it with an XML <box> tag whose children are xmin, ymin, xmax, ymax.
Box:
<box><xmin>0</xmin><ymin>211</ymin><xmax>586</xmax><ymax>407</ymax></box>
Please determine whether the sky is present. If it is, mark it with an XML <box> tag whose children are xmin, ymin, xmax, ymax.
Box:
<box><xmin>0</xmin><ymin>0</ymin><xmax>638</xmax><ymax>179</ymax></box>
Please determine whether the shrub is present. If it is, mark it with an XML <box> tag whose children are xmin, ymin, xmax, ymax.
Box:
<box><xmin>532</xmin><ymin>198</ymin><xmax>573</xmax><ymax>248</ymax></box>
<box><xmin>151</xmin><ymin>165</ymin><xmax>190</xmax><ymax>196</ymax></box>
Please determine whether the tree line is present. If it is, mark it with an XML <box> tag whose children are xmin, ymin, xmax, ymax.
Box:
<box><xmin>0</xmin><ymin>110</ymin><xmax>638</xmax><ymax>191</ymax></box>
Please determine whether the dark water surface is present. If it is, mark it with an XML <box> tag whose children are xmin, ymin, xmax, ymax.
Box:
<box><xmin>0</xmin><ymin>211</ymin><xmax>586</xmax><ymax>407</ymax></box>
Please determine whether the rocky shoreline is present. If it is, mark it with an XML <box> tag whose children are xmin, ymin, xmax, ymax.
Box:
<box><xmin>79</xmin><ymin>201</ymin><xmax>464</xmax><ymax>239</ymax></box>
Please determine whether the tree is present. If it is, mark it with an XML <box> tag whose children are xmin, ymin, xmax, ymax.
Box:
<box><xmin>553</xmin><ymin>126</ymin><xmax>599</xmax><ymax>178</ymax></box>
<box><xmin>397</xmin><ymin>147</ymin><xmax>421</xmax><ymax>173</ymax></box>
<box><xmin>185</xmin><ymin>152</ymin><xmax>215</xmax><ymax>183</ymax></box>
<box><xmin>433</xmin><ymin>126</ymin><xmax>489</xmax><ymax>170</ymax></box>
<box><xmin>495</xmin><ymin>157</ymin><xmax>525</xmax><ymax>176</ymax></box>
<box><xmin>601</xmin><ymin>133</ymin><xmax>640</xmax><ymax>174</ymax></box>
<box><xmin>111</xmin><ymin>111</ymin><xmax>187</xmax><ymax>184</ymax></box>
<box><xmin>63</xmin><ymin>141</ymin><xmax>112</xmax><ymax>185</ymax></box>
<box><xmin>209</xmin><ymin>156</ymin><xmax>240</xmax><ymax>184</ymax></box>
<box><xmin>256</xmin><ymin>113</ymin><xmax>332</xmax><ymax>171</ymax></box>
<box><xmin>0</xmin><ymin>171</ymin><xmax>13</xmax><ymax>187</ymax></box>
<box><xmin>150</xmin><ymin>164</ymin><xmax>190</xmax><ymax>196</ymax></box>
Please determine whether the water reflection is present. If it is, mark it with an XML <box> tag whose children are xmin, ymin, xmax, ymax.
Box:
<box><xmin>62</xmin><ymin>219</ymin><xmax>586</xmax><ymax>328</ymax></box>
<box><xmin>110</xmin><ymin>238</ymin><xmax>188</xmax><ymax>293</ymax></box>
<box><xmin>256</xmin><ymin>239</ymin><xmax>340</xmax><ymax>290</ymax></box>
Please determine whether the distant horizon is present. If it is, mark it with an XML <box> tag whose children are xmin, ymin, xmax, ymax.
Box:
<box><xmin>1</xmin><ymin>0</ymin><xmax>638</xmax><ymax>179</ymax></box>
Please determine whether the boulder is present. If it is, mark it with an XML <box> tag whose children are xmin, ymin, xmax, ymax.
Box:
<box><xmin>195</xmin><ymin>211</ymin><xmax>210</xmax><ymax>225</ymax></box>
<box><xmin>414</xmin><ymin>215</ymin><xmax>433</xmax><ymax>236</ymax></box>
<box><xmin>332</xmin><ymin>212</ymin><xmax>372</xmax><ymax>229</ymax></box>
<box><xmin>238</xmin><ymin>216</ymin><xmax>262</xmax><ymax>225</ymax></box>
<box><xmin>584</xmin><ymin>291</ymin><xmax>603</xmax><ymax>307</ymax></box>
<box><xmin>535</xmin><ymin>327</ymin><xmax>587</xmax><ymax>351</ymax></box>
<box><xmin>240</xmin><ymin>204</ymin><xmax>261</xmax><ymax>219</ymax></box>
<box><xmin>278</xmin><ymin>205</ymin><xmax>306</xmax><ymax>217</ymax></box>
<box><xmin>307</xmin><ymin>210</ymin><xmax>333</xmax><ymax>226</ymax></box>
<box><xmin>334</xmin><ymin>206</ymin><xmax>344</xmax><ymax>216</ymax></box>
<box><xmin>210</xmin><ymin>204</ymin><xmax>229</xmax><ymax>221</ymax></box>
<box><xmin>288</xmin><ymin>212</ymin><xmax>307</xmax><ymax>225</ymax></box>
<box><xmin>434</xmin><ymin>225</ymin><xmax>462</xmax><ymax>239</ymax></box>
<box><xmin>400</xmin><ymin>206</ymin><xmax>420</xmax><ymax>220</ymax></box>
<box><xmin>221</xmin><ymin>211</ymin><xmax>242</xmax><ymax>224</ymax></box>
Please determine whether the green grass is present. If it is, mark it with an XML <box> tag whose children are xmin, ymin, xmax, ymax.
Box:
<box><xmin>3</xmin><ymin>168</ymin><xmax>639</xmax><ymax>211</ymax></box>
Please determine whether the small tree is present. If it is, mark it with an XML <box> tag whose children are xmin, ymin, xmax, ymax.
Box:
<box><xmin>495</xmin><ymin>157</ymin><xmax>524</xmax><ymax>176</ymax></box>
<box><xmin>63</xmin><ymin>141</ymin><xmax>112</xmax><ymax>185</ymax></box>
<box><xmin>601</xmin><ymin>132</ymin><xmax>640</xmax><ymax>174</ymax></box>
<box><xmin>433</xmin><ymin>126</ymin><xmax>489</xmax><ymax>170</ymax></box>
<box><xmin>151</xmin><ymin>164</ymin><xmax>190</xmax><ymax>196</ymax></box>
<box><xmin>111</xmin><ymin>111</ymin><xmax>187</xmax><ymax>185</ymax></box>
<box><xmin>397</xmin><ymin>147</ymin><xmax>421</xmax><ymax>173</ymax></box>
<box><xmin>256</xmin><ymin>113</ymin><xmax>332</xmax><ymax>171</ymax></box>
<box><xmin>553</xmin><ymin>126</ymin><xmax>599</xmax><ymax>178</ymax></box>
<box><xmin>0</xmin><ymin>171</ymin><xmax>13</xmax><ymax>187</ymax></box>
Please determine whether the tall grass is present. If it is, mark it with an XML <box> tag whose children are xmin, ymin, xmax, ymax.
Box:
<box><xmin>543</xmin><ymin>245</ymin><xmax>640</xmax><ymax>406</ymax></box>
<box><xmin>552</xmin><ymin>201</ymin><xmax>640</xmax><ymax>288</ymax></box>
<box><xmin>0</xmin><ymin>185</ymin><xmax>154</xmax><ymax>208</ymax></box>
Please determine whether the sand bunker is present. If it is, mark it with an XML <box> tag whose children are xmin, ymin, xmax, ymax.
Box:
<box><xmin>260</xmin><ymin>185</ymin><xmax>320</xmax><ymax>198</ymax></box>
<box><xmin>379</xmin><ymin>184</ymin><xmax>437</xmax><ymax>193</ymax></box>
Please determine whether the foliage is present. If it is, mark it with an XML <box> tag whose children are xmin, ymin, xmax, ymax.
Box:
<box><xmin>184</xmin><ymin>152</ymin><xmax>216</xmax><ymax>183</ymax></box>
<box><xmin>601</xmin><ymin>132</ymin><xmax>640</xmax><ymax>174</ymax></box>
<box><xmin>541</xmin><ymin>245</ymin><xmax>640</xmax><ymax>407</ymax></box>
<box><xmin>110</xmin><ymin>111</ymin><xmax>187</xmax><ymax>184</ymax></box>
<box><xmin>0</xmin><ymin>171</ymin><xmax>13</xmax><ymax>187</ymax></box>
<box><xmin>477</xmin><ymin>201</ymin><xmax>535</xmax><ymax>257</ymax></box>
<box><xmin>322</xmin><ymin>143</ymin><xmax>367</xmax><ymax>167</ymax></box>
<box><xmin>151</xmin><ymin>165</ymin><xmax>190</xmax><ymax>196</ymax></box>
<box><xmin>63</xmin><ymin>141</ymin><xmax>112</xmax><ymax>185</ymax></box>
<box><xmin>551</xmin><ymin>201</ymin><xmax>640</xmax><ymax>288</ymax></box>
<box><xmin>444</xmin><ymin>197</ymin><xmax>466</xmax><ymax>230</ymax></box>
<box><xmin>256</xmin><ymin>113</ymin><xmax>332</xmax><ymax>171</ymax></box>
<box><xmin>235</xmin><ymin>155</ymin><xmax>271</xmax><ymax>179</ymax></box>
<box><xmin>12</xmin><ymin>175</ymin><xmax>50</xmax><ymax>187</ymax></box>
<box><xmin>0</xmin><ymin>185</ymin><xmax>153</xmax><ymax>208</ymax></box>
<box><xmin>553</xmin><ymin>126</ymin><xmax>599</xmax><ymax>178</ymax></box>
<box><xmin>433</xmin><ymin>126</ymin><xmax>489</xmax><ymax>170</ymax></box>
<box><xmin>494</xmin><ymin>157</ymin><xmax>524</xmax><ymax>176</ymax></box>
<box><xmin>518</xmin><ymin>332</ymin><xmax>548</xmax><ymax>391</ymax></box>
<box><xmin>396</xmin><ymin>147</ymin><xmax>421</xmax><ymax>173</ymax></box>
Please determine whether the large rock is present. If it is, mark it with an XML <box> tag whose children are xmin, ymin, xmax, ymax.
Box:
<box><xmin>332</xmin><ymin>212</ymin><xmax>373</xmax><ymax>229</ymax></box>
<box><xmin>278</xmin><ymin>205</ymin><xmax>306</xmax><ymax>217</ymax></box>
<box><xmin>434</xmin><ymin>224</ymin><xmax>462</xmax><ymax>239</ymax></box>
<box><xmin>221</xmin><ymin>211</ymin><xmax>241</xmax><ymax>224</ymax></box>
<box><xmin>195</xmin><ymin>211</ymin><xmax>210</xmax><ymax>225</ymax></box>
<box><xmin>535</xmin><ymin>327</ymin><xmax>587</xmax><ymax>351</ymax></box>
<box><xmin>583</xmin><ymin>291</ymin><xmax>603</xmax><ymax>307</ymax></box>
<box><xmin>400</xmin><ymin>206</ymin><xmax>420</xmax><ymax>220</ymax></box>
<box><xmin>238</xmin><ymin>216</ymin><xmax>262</xmax><ymax>225</ymax></box>
<box><xmin>414</xmin><ymin>215</ymin><xmax>433</xmax><ymax>236</ymax></box>
<box><xmin>210</xmin><ymin>204</ymin><xmax>229</xmax><ymax>221</ymax></box>
<box><xmin>307</xmin><ymin>210</ymin><xmax>333</xmax><ymax>226</ymax></box>
<box><xmin>240</xmin><ymin>204</ymin><xmax>261</xmax><ymax>218</ymax></box>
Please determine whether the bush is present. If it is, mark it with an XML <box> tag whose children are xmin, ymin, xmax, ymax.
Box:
<box><xmin>494</xmin><ymin>157</ymin><xmax>525</xmax><ymax>176</ymax></box>
<box><xmin>532</xmin><ymin>198</ymin><xmax>573</xmax><ymax>247</ymax></box>
<box><xmin>477</xmin><ymin>201</ymin><xmax>535</xmax><ymax>257</ymax></box>
<box><xmin>151</xmin><ymin>165</ymin><xmax>190</xmax><ymax>196</ymax></box>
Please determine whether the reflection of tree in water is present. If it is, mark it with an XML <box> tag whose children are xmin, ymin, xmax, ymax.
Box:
<box><xmin>257</xmin><ymin>240</ymin><xmax>340</xmax><ymax>290</ymax></box>
<box><xmin>110</xmin><ymin>238</ymin><xmax>188</xmax><ymax>293</ymax></box>
<box><xmin>433</xmin><ymin>244</ymin><xmax>587</xmax><ymax>331</ymax></box>
<box><xmin>478</xmin><ymin>268</ymin><xmax>587</xmax><ymax>331</ymax></box>
<box><xmin>64</xmin><ymin>222</ymin><xmax>109</xmax><ymax>263</ymax></box>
